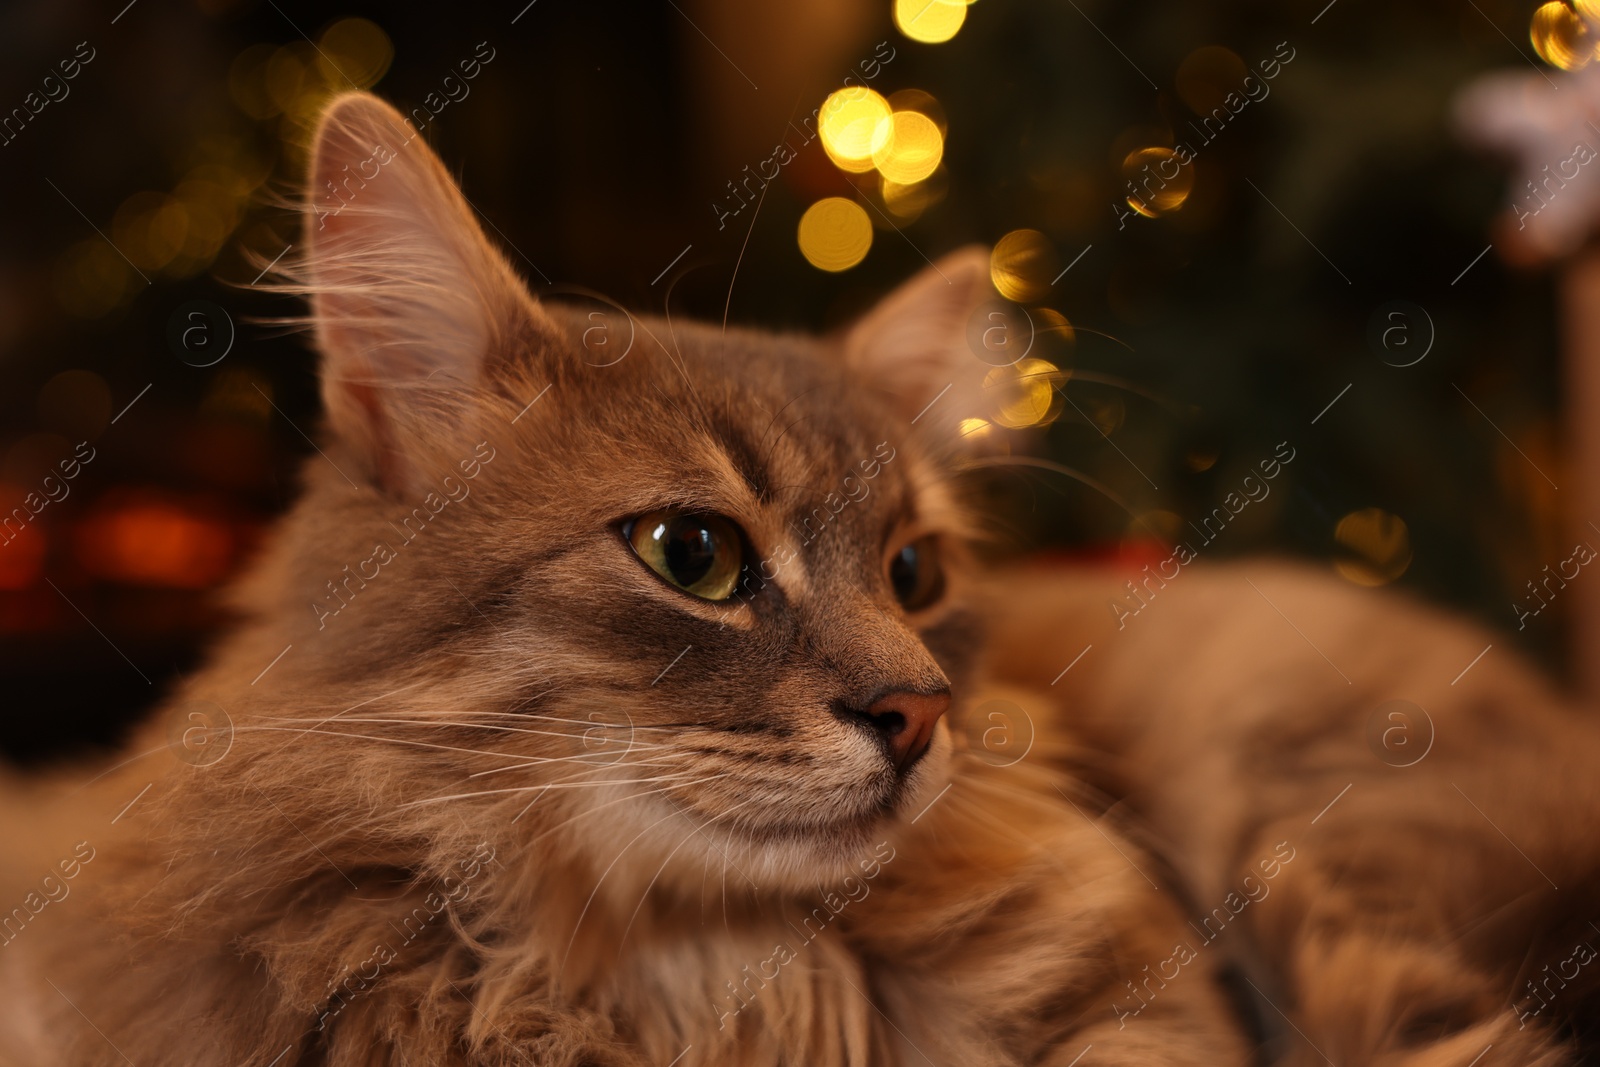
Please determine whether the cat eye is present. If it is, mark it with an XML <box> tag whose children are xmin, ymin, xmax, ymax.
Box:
<box><xmin>889</xmin><ymin>536</ymin><xmax>944</xmax><ymax>612</ymax></box>
<box><xmin>626</xmin><ymin>509</ymin><xmax>745</xmax><ymax>601</ymax></box>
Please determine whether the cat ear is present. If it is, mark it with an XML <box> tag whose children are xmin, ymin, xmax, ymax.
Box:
<box><xmin>841</xmin><ymin>246</ymin><xmax>1001</xmax><ymax>437</ymax></box>
<box><xmin>303</xmin><ymin>92</ymin><xmax>546</xmax><ymax>495</ymax></box>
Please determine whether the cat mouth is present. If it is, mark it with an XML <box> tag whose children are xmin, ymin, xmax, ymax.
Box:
<box><xmin>747</xmin><ymin>799</ymin><xmax>896</xmax><ymax>845</ymax></box>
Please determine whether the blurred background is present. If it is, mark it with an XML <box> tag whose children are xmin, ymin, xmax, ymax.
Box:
<box><xmin>0</xmin><ymin>0</ymin><xmax>1587</xmax><ymax>764</ymax></box>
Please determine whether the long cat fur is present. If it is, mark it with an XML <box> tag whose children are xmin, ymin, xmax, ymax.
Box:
<box><xmin>0</xmin><ymin>93</ymin><xmax>1248</xmax><ymax>1067</ymax></box>
<box><xmin>985</xmin><ymin>560</ymin><xmax>1600</xmax><ymax>1066</ymax></box>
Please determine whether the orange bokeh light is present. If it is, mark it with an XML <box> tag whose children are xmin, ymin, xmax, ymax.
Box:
<box><xmin>75</xmin><ymin>495</ymin><xmax>233</xmax><ymax>589</ymax></box>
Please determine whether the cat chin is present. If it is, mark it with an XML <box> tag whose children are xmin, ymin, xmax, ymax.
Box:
<box><xmin>730</xmin><ymin>741</ymin><xmax>953</xmax><ymax>890</ymax></box>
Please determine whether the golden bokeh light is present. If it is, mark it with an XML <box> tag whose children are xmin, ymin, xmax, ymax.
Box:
<box><xmin>201</xmin><ymin>368</ymin><xmax>275</xmax><ymax>424</ymax></box>
<box><xmin>54</xmin><ymin>240</ymin><xmax>134</xmax><ymax>319</ymax></box>
<box><xmin>1531</xmin><ymin>1</ymin><xmax>1594</xmax><ymax>69</ymax></box>
<box><xmin>895</xmin><ymin>0</ymin><xmax>968</xmax><ymax>44</ymax></box>
<box><xmin>873</xmin><ymin>109</ymin><xmax>944</xmax><ymax>185</ymax></box>
<box><xmin>819</xmin><ymin>87</ymin><xmax>892</xmax><ymax>173</ymax></box>
<box><xmin>985</xmin><ymin>357</ymin><xmax>1062</xmax><ymax>429</ymax></box>
<box><xmin>1122</xmin><ymin>146</ymin><xmax>1194</xmax><ymax>217</ymax></box>
<box><xmin>798</xmin><ymin>198</ymin><xmax>874</xmax><ymax>271</ymax></box>
<box><xmin>958</xmin><ymin>417</ymin><xmax>993</xmax><ymax>440</ymax></box>
<box><xmin>265</xmin><ymin>44</ymin><xmax>316</xmax><ymax>117</ymax></box>
<box><xmin>1333</xmin><ymin>508</ymin><xmax>1412</xmax><ymax>586</ymax></box>
<box><xmin>228</xmin><ymin>43</ymin><xmax>281</xmax><ymax>120</ymax></box>
<box><xmin>1033</xmin><ymin>306</ymin><xmax>1076</xmax><ymax>348</ymax></box>
<box><xmin>990</xmin><ymin>229</ymin><xmax>1060</xmax><ymax>303</ymax></box>
<box><xmin>113</xmin><ymin>192</ymin><xmax>195</xmax><ymax>273</ymax></box>
<box><xmin>887</xmin><ymin>89</ymin><xmax>947</xmax><ymax>133</ymax></box>
<box><xmin>1084</xmin><ymin>394</ymin><xmax>1126</xmax><ymax>435</ymax></box>
<box><xmin>317</xmin><ymin>18</ymin><xmax>393</xmax><ymax>89</ymax></box>
<box><xmin>1132</xmin><ymin>509</ymin><xmax>1184</xmax><ymax>544</ymax></box>
<box><xmin>881</xmin><ymin>167</ymin><xmax>948</xmax><ymax>222</ymax></box>
<box><xmin>1176</xmin><ymin>46</ymin><xmax>1248</xmax><ymax>115</ymax></box>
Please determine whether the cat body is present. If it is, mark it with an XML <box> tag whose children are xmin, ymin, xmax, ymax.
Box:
<box><xmin>6</xmin><ymin>85</ymin><xmax>1594</xmax><ymax>1067</ymax></box>
<box><xmin>0</xmin><ymin>94</ymin><xmax>1248</xmax><ymax>1067</ymax></box>
<box><xmin>986</xmin><ymin>560</ymin><xmax>1600</xmax><ymax>1066</ymax></box>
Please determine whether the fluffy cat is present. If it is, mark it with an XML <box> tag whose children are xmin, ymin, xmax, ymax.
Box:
<box><xmin>0</xmin><ymin>93</ymin><xmax>1250</xmax><ymax>1067</ymax></box>
<box><xmin>985</xmin><ymin>561</ymin><xmax>1600</xmax><ymax>1066</ymax></box>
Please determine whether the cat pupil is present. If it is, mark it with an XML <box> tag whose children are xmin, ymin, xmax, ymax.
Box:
<box><xmin>891</xmin><ymin>546</ymin><xmax>920</xmax><ymax>603</ymax></box>
<box><xmin>663</xmin><ymin>518</ymin><xmax>717</xmax><ymax>586</ymax></box>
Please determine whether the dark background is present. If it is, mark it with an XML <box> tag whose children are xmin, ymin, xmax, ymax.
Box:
<box><xmin>0</xmin><ymin>0</ymin><xmax>1566</xmax><ymax>764</ymax></box>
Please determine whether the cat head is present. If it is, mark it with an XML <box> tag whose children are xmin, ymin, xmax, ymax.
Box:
<box><xmin>227</xmin><ymin>92</ymin><xmax>1008</xmax><ymax>896</ymax></box>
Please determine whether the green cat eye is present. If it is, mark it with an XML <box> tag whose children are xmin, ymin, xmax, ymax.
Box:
<box><xmin>889</xmin><ymin>536</ymin><xmax>945</xmax><ymax>611</ymax></box>
<box><xmin>627</xmin><ymin>509</ymin><xmax>745</xmax><ymax>601</ymax></box>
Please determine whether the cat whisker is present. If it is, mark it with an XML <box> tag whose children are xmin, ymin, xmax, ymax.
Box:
<box><xmin>261</xmin><ymin>679</ymin><xmax>435</xmax><ymax>755</ymax></box>
<box><xmin>397</xmin><ymin>772</ymin><xmax>713</xmax><ymax>810</ymax></box>
<box><xmin>511</xmin><ymin>771</ymin><xmax>727</xmax><ymax>852</ymax></box>
<box><xmin>259</xmin><ymin>714</ymin><xmax>672</xmax><ymax>751</ymax></box>
<box><xmin>1068</xmin><ymin>324</ymin><xmax>1137</xmax><ymax>353</ymax></box>
<box><xmin>957</xmin><ymin>454</ymin><xmax>1147</xmax><ymax>525</ymax></box>
<box><xmin>466</xmin><ymin>755</ymin><xmax>678</xmax><ymax>780</ymax></box>
<box><xmin>559</xmin><ymin>796</ymin><xmax>712</xmax><ymax>979</ymax></box>
<box><xmin>256</xmin><ymin>719</ymin><xmax>667</xmax><ymax>756</ymax></box>
<box><xmin>616</xmin><ymin>794</ymin><xmax>763</xmax><ymax>959</ymax></box>
<box><xmin>245</xmin><ymin>725</ymin><xmax>541</xmax><ymax>762</ymax></box>
<box><xmin>1064</xmin><ymin>370</ymin><xmax>1193</xmax><ymax>417</ymax></box>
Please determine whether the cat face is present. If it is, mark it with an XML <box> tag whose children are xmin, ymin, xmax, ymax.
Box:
<box><xmin>241</xmin><ymin>93</ymin><xmax>1003</xmax><ymax>893</ymax></box>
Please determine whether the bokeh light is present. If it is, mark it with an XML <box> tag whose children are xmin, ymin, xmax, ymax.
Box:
<box><xmin>1122</xmin><ymin>146</ymin><xmax>1194</xmax><ymax>217</ymax></box>
<box><xmin>798</xmin><ymin>198</ymin><xmax>873</xmax><ymax>271</ymax></box>
<box><xmin>228</xmin><ymin>43</ymin><xmax>281</xmax><ymax>120</ymax></box>
<box><xmin>53</xmin><ymin>241</ymin><xmax>134</xmax><ymax>319</ymax></box>
<box><xmin>3</xmin><ymin>433</ymin><xmax>73</xmax><ymax>485</ymax></box>
<box><xmin>0</xmin><ymin>498</ymin><xmax>45</xmax><ymax>592</ymax></box>
<box><xmin>317</xmin><ymin>18</ymin><xmax>393</xmax><ymax>89</ymax></box>
<box><xmin>887</xmin><ymin>89</ymin><xmax>948</xmax><ymax>134</ymax></box>
<box><xmin>1333</xmin><ymin>508</ymin><xmax>1412</xmax><ymax>586</ymax></box>
<box><xmin>895</xmin><ymin>0</ymin><xmax>968</xmax><ymax>44</ymax></box>
<box><xmin>881</xmin><ymin>168</ymin><xmax>948</xmax><ymax>222</ymax></box>
<box><xmin>990</xmin><ymin>229</ymin><xmax>1060</xmax><ymax>303</ymax></box>
<box><xmin>1176</xmin><ymin>46</ymin><xmax>1248</xmax><ymax>115</ymax></box>
<box><xmin>75</xmin><ymin>495</ymin><xmax>234</xmax><ymax>589</ymax></box>
<box><xmin>1131</xmin><ymin>509</ymin><xmax>1184</xmax><ymax>544</ymax></box>
<box><xmin>958</xmin><ymin>417</ymin><xmax>993</xmax><ymax>440</ymax></box>
<box><xmin>872</xmin><ymin>110</ymin><xmax>944</xmax><ymax>185</ymax></box>
<box><xmin>1530</xmin><ymin>1</ymin><xmax>1595</xmax><ymax>70</ymax></box>
<box><xmin>819</xmin><ymin>88</ymin><xmax>892</xmax><ymax>173</ymax></box>
<box><xmin>985</xmin><ymin>357</ymin><xmax>1062</xmax><ymax>429</ymax></box>
<box><xmin>1033</xmin><ymin>306</ymin><xmax>1076</xmax><ymax>349</ymax></box>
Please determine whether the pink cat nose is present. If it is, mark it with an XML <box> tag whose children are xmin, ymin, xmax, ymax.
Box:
<box><xmin>863</xmin><ymin>690</ymin><xmax>950</xmax><ymax>772</ymax></box>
